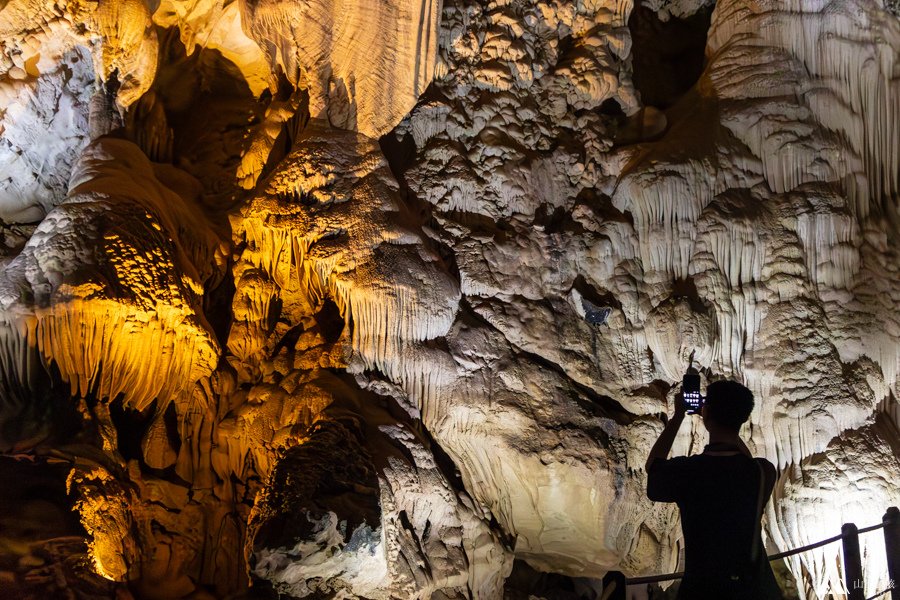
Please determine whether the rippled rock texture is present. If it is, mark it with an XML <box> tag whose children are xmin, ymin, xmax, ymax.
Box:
<box><xmin>0</xmin><ymin>0</ymin><xmax>898</xmax><ymax>598</ymax></box>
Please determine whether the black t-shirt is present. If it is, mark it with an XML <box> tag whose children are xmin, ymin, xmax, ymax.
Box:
<box><xmin>647</xmin><ymin>446</ymin><xmax>781</xmax><ymax>599</ymax></box>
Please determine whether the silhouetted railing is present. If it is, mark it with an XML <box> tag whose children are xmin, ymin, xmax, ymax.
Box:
<box><xmin>608</xmin><ymin>506</ymin><xmax>900</xmax><ymax>600</ymax></box>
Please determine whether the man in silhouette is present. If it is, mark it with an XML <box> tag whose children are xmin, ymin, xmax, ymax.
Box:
<box><xmin>645</xmin><ymin>380</ymin><xmax>781</xmax><ymax>599</ymax></box>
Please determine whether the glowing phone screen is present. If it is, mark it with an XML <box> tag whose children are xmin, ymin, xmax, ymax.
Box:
<box><xmin>682</xmin><ymin>373</ymin><xmax>702</xmax><ymax>414</ymax></box>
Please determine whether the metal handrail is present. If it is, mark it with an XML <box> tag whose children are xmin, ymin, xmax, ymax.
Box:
<box><xmin>764</xmin><ymin>521</ymin><xmax>888</xmax><ymax>562</ymax></box>
<box><xmin>626</xmin><ymin>570</ymin><xmax>683</xmax><ymax>585</ymax></box>
<box><xmin>625</xmin><ymin>509</ymin><xmax>898</xmax><ymax>588</ymax></box>
<box><xmin>768</xmin><ymin>531</ymin><xmax>855</xmax><ymax>561</ymax></box>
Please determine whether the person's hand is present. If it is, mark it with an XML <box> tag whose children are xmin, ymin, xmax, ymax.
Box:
<box><xmin>672</xmin><ymin>391</ymin><xmax>687</xmax><ymax>420</ymax></box>
<box><xmin>646</xmin><ymin>389</ymin><xmax>687</xmax><ymax>468</ymax></box>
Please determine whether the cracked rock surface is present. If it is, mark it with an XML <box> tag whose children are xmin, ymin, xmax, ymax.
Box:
<box><xmin>0</xmin><ymin>0</ymin><xmax>898</xmax><ymax>598</ymax></box>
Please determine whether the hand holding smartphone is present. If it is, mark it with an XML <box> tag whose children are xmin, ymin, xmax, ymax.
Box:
<box><xmin>682</xmin><ymin>372</ymin><xmax>703</xmax><ymax>414</ymax></box>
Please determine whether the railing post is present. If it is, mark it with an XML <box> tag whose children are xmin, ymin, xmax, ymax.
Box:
<box><xmin>601</xmin><ymin>571</ymin><xmax>626</xmax><ymax>600</ymax></box>
<box><xmin>842</xmin><ymin>523</ymin><xmax>865</xmax><ymax>600</ymax></box>
<box><xmin>884</xmin><ymin>507</ymin><xmax>900</xmax><ymax>600</ymax></box>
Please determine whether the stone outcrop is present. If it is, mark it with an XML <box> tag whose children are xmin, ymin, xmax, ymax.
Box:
<box><xmin>0</xmin><ymin>0</ymin><xmax>898</xmax><ymax>598</ymax></box>
<box><xmin>238</xmin><ymin>0</ymin><xmax>442</xmax><ymax>137</ymax></box>
<box><xmin>0</xmin><ymin>137</ymin><xmax>223</xmax><ymax>445</ymax></box>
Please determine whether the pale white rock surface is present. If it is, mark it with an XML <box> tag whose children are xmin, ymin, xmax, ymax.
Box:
<box><xmin>0</xmin><ymin>45</ymin><xmax>94</xmax><ymax>223</ymax></box>
<box><xmin>393</xmin><ymin>0</ymin><xmax>900</xmax><ymax>593</ymax></box>
<box><xmin>0</xmin><ymin>0</ymin><xmax>158</xmax><ymax>110</ymax></box>
<box><xmin>0</xmin><ymin>0</ymin><xmax>898</xmax><ymax>598</ymax></box>
<box><xmin>0</xmin><ymin>0</ymin><xmax>162</xmax><ymax>223</ymax></box>
<box><xmin>238</xmin><ymin>0</ymin><xmax>442</xmax><ymax>137</ymax></box>
<box><xmin>642</xmin><ymin>0</ymin><xmax>714</xmax><ymax>21</ymax></box>
<box><xmin>767</xmin><ymin>418</ymin><xmax>900</xmax><ymax>599</ymax></box>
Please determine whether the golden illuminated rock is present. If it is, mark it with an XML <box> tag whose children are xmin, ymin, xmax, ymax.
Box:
<box><xmin>0</xmin><ymin>0</ymin><xmax>898</xmax><ymax>597</ymax></box>
<box><xmin>152</xmin><ymin>0</ymin><xmax>270</xmax><ymax>96</ymax></box>
<box><xmin>0</xmin><ymin>137</ymin><xmax>223</xmax><ymax>427</ymax></box>
<box><xmin>234</xmin><ymin>123</ymin><xmax>461</xmax><ymax>384</ymax></box>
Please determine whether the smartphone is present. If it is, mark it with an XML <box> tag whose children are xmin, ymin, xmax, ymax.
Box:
<box><xmin>683</xmin><ymin>372</ymin><xmax>702</xmax><ymax>414</ymax></box>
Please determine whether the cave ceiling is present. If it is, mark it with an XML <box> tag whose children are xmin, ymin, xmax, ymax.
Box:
<box><xmin>0</xmin><ymin>0</ymin><xmax>899</xmax><ymax>598</ymax></box>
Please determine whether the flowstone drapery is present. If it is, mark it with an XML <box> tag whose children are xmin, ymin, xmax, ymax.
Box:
<box><xmin>0</xmin><ymin>0</ymin><xmax>898</xmax><ymax>598</ymax></box>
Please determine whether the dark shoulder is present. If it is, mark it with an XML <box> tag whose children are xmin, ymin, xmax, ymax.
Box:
<box><xmin>754</xmin><ymin>457</ymin><xmax>777</xmax><ymax>474</ymax></box>
<box><xmin>649</xmin><ymin>455</ymin><xmax>699</xmax><ymax>471</ymax></box>
<box><xmin>754</xmin><ymin>457</ymin><xmax>778</xmax><ymax>488</ymax></box>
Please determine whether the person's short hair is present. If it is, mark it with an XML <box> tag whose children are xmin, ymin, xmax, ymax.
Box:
<box><xmin>704</xmin><ymin>380</ymin><xmax>754</xmax><ymax>432</ymax></box>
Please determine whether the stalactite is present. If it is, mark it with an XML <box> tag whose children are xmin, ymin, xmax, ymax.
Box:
<box><xmin>0</xmin><ymin>138</ymin><xmax>222</xmax><ymax>425</ymax></box>
<box><xmin>238</xmin><ymin>0</ymin><xmax>442</xmax><ymax>137</ymax></box>
<box><xmin>234</xmin><ymin>125</ymin><xmax>461</xmax><ymax>415</ymax></box>
<box><xmin>1</xmin><ymin>0</ymin><xmax>899</xmax><ymax>597</ymax></box>
<box><xmin>708</xmin><ymin>0</ymin><xmax>900</xmax><ymax>219</ymax></box>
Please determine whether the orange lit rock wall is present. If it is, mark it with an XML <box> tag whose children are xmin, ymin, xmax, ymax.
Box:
<box><xmin>0</xmin><ymin>0</ymin><xmax>898</xmax><ymax>598</ymax></box>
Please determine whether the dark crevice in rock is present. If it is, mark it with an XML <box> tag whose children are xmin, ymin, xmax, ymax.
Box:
<box><xmin>511</xmin><ymin>344</ymin><xmax>635</xmax><ymax>427</ymax></box>
<box><xmin>380</xmin><ymin>129</ymin><xmax>418</xmax><ymax>181</ymax></box>
<box><xmin>204</xmin><ymin>255</ymin><xmax>237</xmax><ymax>349</ymax></box>
<box><xmin>250</xmin><ymin>417</ymin><xmax>382</xmax><ymax>554</ymax></box>
<box><xmin>109</xmin><ymin>397</ymin><xmax>153</xmax><ymax>462</ymax></box>
<box><xmin>150</xmin><ymin>26</ymin><xmax>277</xmax><ymax>209</ymax></box>
<box><xmin>503</xmin><ymin>559</ymin><xmax>602</xmax><ymax>600</ymax></box>
<box><xmin>380</xmin><ymin>129</ymin><xmax>462</xmax><ymax>285</ymax></box>
<box><xmin>437</xmin><ymin>209</ymin><xmax>519</xmax><ymax>246</ymax></box>
<box><xmin>533</xmin><ymin>203</ymin><xmax>587</xmax><ymax>235</ymax></box>
<box><xmin>0</xmin><ymin>221</ymin><xmax>37</xmax><ymax>258</ymax></box>
<box><xmin>0</xmin><ymin>456</ymin><xmax>109</xmax><ymax>599</ymax></box>
<box><xmin>572</xmin><ymin>275</ymin><xmax>623</xmax><ymax>312</ymax></box>
<box><xmin>271</xmin><ymin>323</ymin><xmax>305</xmax><ymax>356</ymax></box>
<box><xmin>459</xmin><ymin>296</ymin><xmax>634</xmax><ymax>426</ymax></box>
<box><xmin>258</xmin><ymin>84</ymin><xmax>312</xmax><ymax>185</ymax></box>
<box><xmin>599</xmin><ymin>97</ymin><xmax>625</xmax><ymax>117</ymax></box>
<box><xmin>575</xmin><ymin>188</ymin><xmax>634</xmax><ymax>226</ymax></box>
<box><xmin>414</xmin><ymin>409</ymin><xmax>469</xmax><ymax>495</ymax></box>
<box><xmin>628</xmin><ymin>4</ymin><xmax>714</xmax><ymax>109</ymax></box>
<box><xmin>670</xmin><ymin>276</ymin><xmax>710</xmax><ymax>314</ymax></box>
<box><xmin>885</xmin><ymin>0</ymin><xmax>900</xmax><ymax>16</ymax></box>
<box><xmin>0</xmin><ymin>455</ymin><xmax>85</xmax><ymax>538</ymax></box>
<box><xmin>161</xmin><ymin>401</ymin><xmax>182</xmax><ymax>456</ymax></box>
<box><xmin>0</xmin><ymin>360</ymin><xmax>82</xmax><ymax>453</ymax></box>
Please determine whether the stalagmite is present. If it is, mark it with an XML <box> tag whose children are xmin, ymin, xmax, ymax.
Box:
<box><xmin>0</xmin><ymin>0</ymin><xmax>899</xmax><ymax>597</ymax></box>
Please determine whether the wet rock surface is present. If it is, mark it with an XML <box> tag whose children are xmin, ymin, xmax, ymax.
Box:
<box><xmin>0</xmin><ymin>0</ymin><xmax>898</xmax><ymax>598</ymax></box>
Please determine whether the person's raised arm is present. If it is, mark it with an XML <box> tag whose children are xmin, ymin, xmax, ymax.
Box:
<box><xmin>645</xmin><ymin>391</ymin><xmax>687</xmax><ymax>471</ymax></box>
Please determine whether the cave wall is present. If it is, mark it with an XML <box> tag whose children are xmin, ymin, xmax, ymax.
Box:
<box><xmin>0</xmin><ymin>0</ymin><xmax>898</xmax><ymax>598</ymax></box>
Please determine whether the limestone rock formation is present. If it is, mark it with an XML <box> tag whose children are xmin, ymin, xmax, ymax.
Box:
<box><xmin>0</xmin><ymin>137</ymin><xmax>223</xmax><ymax>444</ymax></box>
<box><xmin>239</xmin><ymin>0</ymin><xmax>442</xmax><ymax>137</ymax></box>
<box><xmin>247</xmin><ymin>373</ymin><xmax>511</xmax><ymax>599</ymax></box>
<box><xmin>153</xmin><ymin>0</ymin><xmax>270</xmax><ymax>97</ymax></box>
<box><xmin>0</xmin><ymin>0</ymin><xmax>898</xmax><ymax>598</ymax></box>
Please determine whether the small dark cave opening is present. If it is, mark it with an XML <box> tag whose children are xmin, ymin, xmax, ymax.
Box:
<box><xmin>503</xmin><ymin>560</ymin><xmax>605</xmax><ymax>599</ymax></box>
<box><xmin>109</xmin><ymin>396</ymin><xmax>156</xmax><ymax>463</ymax></box>
<box><xmin>0</xmin><ymin>454</ymin><xmax>92</xmax><ymax>597</ymax></box>
<box><xmin>0</xmin><ymin>455</ymin><xmax>84</xmax><ymax>540</ymax></box>
<box><xmin>315</xmin><ymin>297</ymin><xmax>347</xmax><ymax>343</ymax></box>
<box><xmin>628</xmin><ymin>3</ymin><xmax>715</xmax><ymax>109</ymax></box>
<box><xmin>0</xmin><ymin>359</ymin><xmax>82</xmax><ymax>453</ymax></box>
